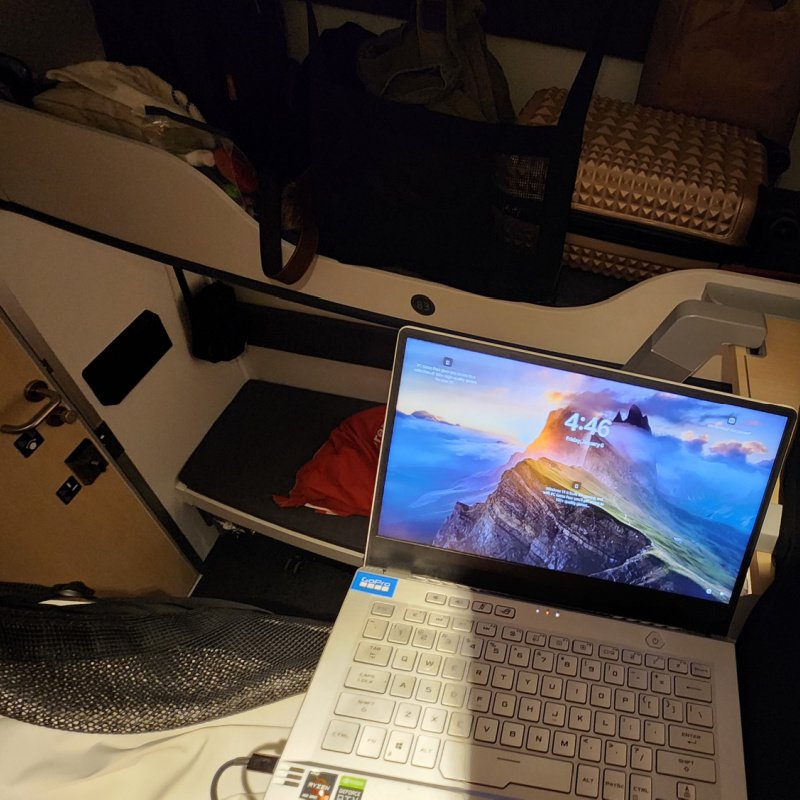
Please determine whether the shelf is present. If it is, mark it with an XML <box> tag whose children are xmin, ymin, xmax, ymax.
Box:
<box><xmin>178</xmin><ymin>380</ymin><xmax>381</xmax><ymax>564</ymax></box>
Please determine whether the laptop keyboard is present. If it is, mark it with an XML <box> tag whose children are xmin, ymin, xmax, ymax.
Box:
<box><xmin>322</xmin><ymin>593</ymin><xmax>718</xmax><ymax>800</ymax></box>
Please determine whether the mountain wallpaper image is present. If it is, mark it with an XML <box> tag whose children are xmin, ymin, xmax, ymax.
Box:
<box><xmin>377</xmin><ymin>341</ymin><xmax>788</xmax><ymax>603</ymax></box>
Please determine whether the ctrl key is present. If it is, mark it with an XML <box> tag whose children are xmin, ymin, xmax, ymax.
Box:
<box><xmin>322</xmin><ymin>719</ymin><xmax>359</xmax><ymax>753</ymax></box>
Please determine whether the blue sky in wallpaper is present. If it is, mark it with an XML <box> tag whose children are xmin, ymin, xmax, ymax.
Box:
<box><xmin>376</xmin><ymin>338</ymin><xmax>789</xmax><ymax>602</ymax></box>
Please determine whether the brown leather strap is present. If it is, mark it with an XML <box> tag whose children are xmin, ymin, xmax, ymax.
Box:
<box><xmin>269</xmin><ymin>170</ymin><xmax>319</xmax><ymax>285</ymax></box>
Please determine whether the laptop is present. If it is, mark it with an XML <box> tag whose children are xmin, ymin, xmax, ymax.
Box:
<box><xmin>264</xmin><ymin>326</ymin><xmax>796</xmax><ymax>800</ymax></box>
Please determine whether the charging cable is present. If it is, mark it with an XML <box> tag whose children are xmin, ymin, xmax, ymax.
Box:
<box><xmin>210</xmin><ymin>753</ymin><xmax>278</xmax><ymax>800</ymax></box>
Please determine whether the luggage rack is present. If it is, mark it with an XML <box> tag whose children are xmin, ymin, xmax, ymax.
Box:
<box><xmin>177</xmin><ymin>380</ymin><xmax>380</xmax><ymax>565</ymax></box>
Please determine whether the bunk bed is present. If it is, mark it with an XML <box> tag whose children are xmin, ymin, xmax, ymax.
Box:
<box><xmin>1</xmin><ymin>99</ymin><xmax>798</xmax><ymax>567</ymax></box>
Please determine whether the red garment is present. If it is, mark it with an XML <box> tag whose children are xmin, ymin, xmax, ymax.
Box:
<box><xmin>273</xmin><ymin>405</ymin><xmax>387</xmax><ymax>516</ymax></box>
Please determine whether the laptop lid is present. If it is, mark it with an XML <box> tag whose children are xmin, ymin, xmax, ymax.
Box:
<box><xmin>366</xmin><ymin>327</ymin><xmax>796</xmax><ymax>637</ymax></box>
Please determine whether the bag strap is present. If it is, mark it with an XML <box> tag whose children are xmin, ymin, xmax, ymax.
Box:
<box><xmin>533</xmin><ymin>0</ymin><xmax>618</xmax><ymax>304</ymax></box>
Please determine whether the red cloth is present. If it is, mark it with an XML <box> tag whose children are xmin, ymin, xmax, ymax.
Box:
<box><xmin>273</xmin><ymin>405</ymin><xmax>387</xmax><ymax>516</ymax></box>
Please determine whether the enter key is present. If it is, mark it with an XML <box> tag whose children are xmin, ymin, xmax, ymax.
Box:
<box><xmin>669</xmin><ymin>725</ymin><xmax>715</xmax><ymax>755</ymax></box>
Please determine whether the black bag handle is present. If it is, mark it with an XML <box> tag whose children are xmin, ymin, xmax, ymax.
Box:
<box><xmin>302</xmin><ymin>0</ymin><xmax>617</xmax><ymax>302</ymax></box>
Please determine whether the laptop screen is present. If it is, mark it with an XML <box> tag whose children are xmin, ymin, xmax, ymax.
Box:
<box><xmin>373</xmin><ymin>332</ymin><xmax>794</xmax><ymax>608</ymax></box>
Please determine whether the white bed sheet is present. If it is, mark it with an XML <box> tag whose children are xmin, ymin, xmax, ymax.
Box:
<box><xmin>0</xmin><ymin>693</ymin><xmax>304</xmax><ymax>800</ymax></box>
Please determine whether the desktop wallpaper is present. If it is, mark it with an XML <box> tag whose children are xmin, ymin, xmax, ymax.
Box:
<box><xmin>376</xmin><ymin>338</ymin><xmax>789</xmax><ymax>603</ymax></box>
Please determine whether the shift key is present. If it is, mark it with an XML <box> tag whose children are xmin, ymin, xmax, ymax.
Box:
<box><xmin>335</xmin><ymin>692</ymin><xmax>395</xmax><ymax>723</ymax></box>
<box><xmin>657</xmin><ymin>751</ymin><xmax>716</xmax><ymax>783</ymax></box>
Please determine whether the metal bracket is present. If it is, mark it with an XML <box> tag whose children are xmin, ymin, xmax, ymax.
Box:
<box><xmin>624</xmin><ymin>299</ymin><xmax>767</xmax><ymax>383</ymax></box>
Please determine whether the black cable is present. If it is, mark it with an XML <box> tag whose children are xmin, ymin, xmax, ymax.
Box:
<box><xmin>209</xmin><ymin>753</ymin><xmax>278</xmax><ymax>800</ymax></box>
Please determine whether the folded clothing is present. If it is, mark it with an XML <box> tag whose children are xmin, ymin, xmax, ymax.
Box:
<box><xmin>274</xmin><ymin>405</ymin><xmax>386</xmax><ymax>517</ymax></box>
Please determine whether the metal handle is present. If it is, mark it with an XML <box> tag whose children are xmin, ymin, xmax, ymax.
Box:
<box><xmin>1</xmin><ymin>380</ymin><xmax>63</xmax><ymax>434</ymax></box>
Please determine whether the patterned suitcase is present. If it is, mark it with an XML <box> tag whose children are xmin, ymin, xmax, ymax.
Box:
<box><xmin>495</xmin><ymin>88</ymin><xmax>767</xmax><ymax>282</ymax></box>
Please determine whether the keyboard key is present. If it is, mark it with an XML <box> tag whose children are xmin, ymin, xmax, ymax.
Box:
<box><xmin>526</xmin><ymin>726</ymin><xmax>551</xmax><ymax>753</ymax></box>
<box><xmin>602</xmin><ymin>768</ymin><xmax>626</xmax><ymax>800</ymax></box>
<box><xmin>594</xmin><ymin>711</ymin><xmax>616</xmax><ymax>736</ymax></box>
<box><xmin>392</xmin><ymin>648</ymin><xmax>417</xmax><ymax>671</ymax></box>
<box><xmin>467</xmin><ymin>687</ymin><xmax>492</xmax><ymax>713</ymax></box>
<box><xmin>645</xmin><ymin>654</ymin><xmax>665</xmax><ymax>670</ymax></box>
<box><xmin>651</xmin><ymin>672</ymin><xmax>671</xmax><ymax>694</ymax></box>
<box><xmin>526</xmin><ymin>631</ymin><xmax>547</xmax><ymax>647</ymax></box>
<box><xmin>356</xmin><ymin>725</ymin><xmax>386</xmax><ymax>758</ymax></box>
<box><xmin>472</xmin><ymin>600</ymin><xmax>493</xmax><ymax>614</ymax></box>
<box><xmin>363</xmin><ymin>618</ymin><xmax>388</xmax><ymax>639</ymax></box>
<box><xmin>395</xmin><ymin>702</ymin><xmax>421</xmax><ymax>728</ymax></box>
<box><xmin>509</xmin><ymin>644</ymin><xmax>532</xmax><ymax>668</ymax></box>
<box><xmin>576</xmin><ymin>764</ymin><xmax>601</xmax><ymax>797</ymax></box>
<box><xmin>519</xmin><ymin>697</ymin><xmax>542</xmax><ymax>722</ymax></box>
<box><xmin>613</xmin><ymin>689</ymin><xmax>636</xmax><ymax>714</ymax></box>
<box><xmin>543</xmin><ymin>701</ymin><xmax>566</xmax><ymax>727</ymax></box>
<box><xmin>604</xmin><ymin>663</ymin><xmax>624</xmax><ymax>686</ymax></box>
<box><xmin>491</xmin><ymin>665</ymin><xmax>515</xmax><ymax>691</ymax></box>
<box><xmin>686</xmin><ymin>702</ymin><xmax>714</xmax><ymax>728</ymax></box>
<box><xmin>467</xmin><ymin>661</ymin><xmax>490</xmax><ymax>685</ymax></box>
<box><xmin>677</xmin><ymin>782</ymin><xmax>697</xmax><ymax>800</ymax></box>
<box><xmin>485</xmin><ymin>641</ymin><xmax>508</xmax><ymax>663</ymax></box>
<box><xmin>566</xmin><ymin>679</ymin><xmax>588</xmax><ymax>704</ymax></box>
<box><xmin>345</xmin><ymin>666</ymin><xmax>390</xmax><ymax>694</ymax></box>
<box><xmin>541</xmin><ymin>676</ymin><xmax>564</xmax><ymax>699</ymax></box>
<box><xmin>421</xmin><ymin>706</ymin><xmax>447</xmax><ymax>733</ymax></box>
<box><xmin>581</xmin><ymin>659</ymin><xmax>601</xmax><ymax>680</ymax></box>
<box><xmin>441</xmin><ymin>683</ymin><xmax>467</xmax><ymax>708</ymax></box>
<box><xmin>627</xmin><ymin>667</ymin><xmax>648</xmax><ymax>691</ymax></box>
<box><xmin>322</xmin><ymin>719</ymin><xmax>359</xmax><ymax>753</ymax></box>
<box><xmin>474</xmin><ymin>716</ymin><xmax>499</xmax><ymax>743</ymax></box>
<box><xmin>549</xmin><ymin>635</ymin><xmax>570</xmax><ymax>651</ymax></box>
<box><xmin>574</xmin><ymin>640</ymin><xmax>594</xmax><ymax>656</ymax></box>
<box><xmin>387</xmin><ymin>622</ymin><xmax>412</xmax><ymax>644</ymax></box>
<box><xmin>437</xmin><ymin>631</ymin><xmax>462</xmax><ymax>655</ymax></box>
<box><xmin>335</xmin><ymin>692</ymin><xmax>394</xmax><ymax>723</ymax></box>
<box><xmin>639</xmin><ymin>694</ymin><xmax>659</xmax><ymax>718</ymax></box>
<box><xmin>533</xmin><ymin>650</ymin><xmax>555</xmax><ymax>671</ymax></box>
<box><xmin>384</xmin><ymin>730</ymin><xmax>413</xmax><ymax>763</ymax></box>
<box><xmin>669</xmin><ymin>725</ymin><xmax>715</xmax><ymax>755</ymax></box>
<box><xmin>415</xmin><ymin>679</ymin><xmax>441</xmax><ymax>703</ymax></box>
<box><xmin>425</xmin><ymin>592</ymin><xmax>447</xmax><ymax>605</ymax></box>
<box><xmin>517</xmin><ymin>671</ymin><xmax>540</xmax><ymax>695</ymax></box>
<box><xmin>412</xmin><ymin>628</ymin><xmax>436</xmax><ymax>649</ymax></box>
<box><xmin>404</xmin><ymin>609</ymin><xmax>426</xmax><ymax>623</ymax></box>
<box><xmin>371</xmin><ymin>602</ymin><xmax>394</xmax><ymax>617</ymax></box>
<box><xmin>389</xmin><ymin>674</ymin><xmax>415</xmax><ymax>699</ymax></box>
<box><xmin>461</xmin><ymin>637</ymin><xmax>484</xmax><ymax>659</ymax></box>
<box><xmin>580</xmin><ymin>735</ymin><xmax>602</xmax><ymax>762</ymax></box>
<box><xmin>630</xmin><ymin>774</ymin><xmax>652</xmax><ymax>800</ymax></box>
<box><xmin>502</xmin><ymin>626</ymin><xmax>523</xmax><ymax>642</ymax></box>
<box><xmin>500</xmin><ymin>721</ymin><xmax>525</xmax><ymax>748</ymax></box>
<box><xmin>429</xmin><ymin>612</ymin><xmax>450</xmax><ymax>628</ymax></box>
<box><xmin>630</xmin><ymin>745</ymin><xmax>653</xmax><ymax>772</ymax></box>
<box><xmin>448</xmin><ymin>712</ymin><xmax>474</xmax><ymax>738</ymax></box>
<box><xmin>589</xmin><ymin>684</ymin><xmax>612</xmax><ymax>709</ymax></box>
<box><xmin>496</xmin><ymin>605</ymin><xmax>515</xmax><ymax>618</ymax></box>
<box><xmin>452</xmin><ymin>617</ymin><xmax>473</xmax><ymax>632</ymax></box>
<box><xmin>619</xmin><ymin>716</ymin><xmax>641</xmax><ymax>741</ymax></box>
<box><xmin>668</xmin><ymin>658</ymin><xmax>690</xmax><ymax>674</ymax></box>
<box><xmin>674</xmin><ymin>676</ymin><xmax>712</xmax><ymax>703</ymax></box>
<box><xmin>416</xmin><ymin>653</ymin><xmax>442</xmax><ymax>676</ymax></box>
<box><xmin>622</xmin><ymin>650</ymin><xmax>642</xmax><ymax>665</ymax></box>
<box><xmin>448</xmin><ymin>596</ymin><xmax>470</xmax><ymax>609</ymax></box>
<box><xmin>656</xmin><ymin>751</ymin><xmax>716</xmax><ymax>783</ymax></box>
<box><xmin>439</xmin><ymin>740</ymin><xmax>573</xmax><ymax>792</ymax></box>
<box><xmin>354</xmin><ymin>642</ymin><xmax>392</xmax><ymax>667</ymax></box>
<box><xmin>605</xmin><ymin>740</ymin><xmax>627</xmax><ymax>767</ymax></box>
<box><xmin>691</xmin><ymin>662</ymin><xmax>712</xmax><ymax>679</ymax></box>
<box><xmin>411</xmin><ymin>735</ymin><xmax>440</xmax><ymax>768</ymax></box>
<box><xmin>663</xmin><ymin>698</ymin><xmax>684</xmax><ymax>722</ymax></box>
<box><xmin>644</xmin><ymin>720</ymin><xmax>666</xmax><ymax>746</ymax></box>
<box><xmin>567</xmin><ymin>705</ymin><xmax>591</xmax><ymax>732</ymax></box>
<box><xmin>475</xmin><ymin>621</ymin><xmax>496</xmax><ymax>637</ymax></box>
<box><xmin>598</xmin><ymin>645</ymin><xmax>618</xmax><ymax>660</ymax></box>
<box><xmin>553</xmin><ymin>731</ymin><xmax>577</xmax><ymax>757</ymax></box>
<box><xmin>556</xmin><ymin>653</ymin><xmax>578</xmax><ymax>676</ymax></box>
<box><xmin>441</xmin><ymin>656</ymin><xmax>466</xmax><ymax>681</ymax></box>
<box><xmin>493</xmin><ymin>693</ymin><xmax>517</xmax><ymax>717</ymax></box>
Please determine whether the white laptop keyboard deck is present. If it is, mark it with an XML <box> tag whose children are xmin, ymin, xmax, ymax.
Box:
<box><xmin>322</xmin><ymin>592</ymin><xmax>717</xmax><ymax>800</ymax></box>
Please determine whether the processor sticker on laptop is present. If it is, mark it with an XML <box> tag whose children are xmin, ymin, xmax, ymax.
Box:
<box><xmin>300</xmin><ymin>771</ymin><xmax>336</xmax><ymax>800</ymax></box>
<box><xmin>352</xmin><ymin>570</ymin><xmax>398</xmax><ymax>598</ymax></box>
<box><xmin>334</xmin><ymin>776</ymin><xmax>367</xmax><ymax>799</ymax></box>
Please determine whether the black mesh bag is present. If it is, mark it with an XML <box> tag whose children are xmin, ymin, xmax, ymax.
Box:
<box><xmin>0</xmin><ymin>584</ymin><xmax>329</xmax><ymax>734</ymax></box>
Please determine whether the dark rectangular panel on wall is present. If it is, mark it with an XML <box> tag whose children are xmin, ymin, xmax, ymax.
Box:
<box><xmin>316</xmin><ymin>0</ymin><xmax>659</xmax><ymax>62</ymax></box>
<box><xmin>82</xmin><ymin>310</ymin><xmax>172</xmax><ymax>405</ymax></box>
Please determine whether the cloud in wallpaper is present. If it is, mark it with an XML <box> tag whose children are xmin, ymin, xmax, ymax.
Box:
<box><xmin>377</xmin><ymin>339</ymin><xmax>787</xmax><ymax>603</ymax></box>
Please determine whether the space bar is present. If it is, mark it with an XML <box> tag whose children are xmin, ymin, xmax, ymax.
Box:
<box><xmin>439</xmin><ymin>741</ymin><xmax>573</xmax><ymax>793</ymax></box>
